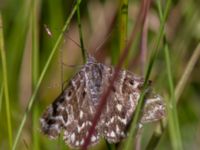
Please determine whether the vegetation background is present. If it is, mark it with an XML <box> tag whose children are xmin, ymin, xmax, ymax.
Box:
<box><xmin>0</xmin><ymin>0</ymin><xmax>200</xmax><ymax>150</ymax></box>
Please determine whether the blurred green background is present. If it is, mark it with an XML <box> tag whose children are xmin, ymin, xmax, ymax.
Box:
<box><xmin>0</xmin><ymin>0</ymin><xmax>200</xmax><ymax>150</ymax></box>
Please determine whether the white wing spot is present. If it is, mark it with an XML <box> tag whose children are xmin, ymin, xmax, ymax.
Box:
<box><xmin>146</xmin><ymin>96</ymin><xmax>162</xmax><ymax>104</ymax></box>
<box><xmin>80</xmin><ymin>111</ymin><xmax>83</xmax><ymax>119</ymax></box>
<box><xmin>76</xmin><ymin>141</ymin><xmax>79</xmax><ymax>146</ymax></box>
<box><xmin>117</xmin><ymin>116</ymin><xmax>127</xmax><ymax>125</ymax></box>
<box><xmin>111</xmin><ymin>117</ymin><xmax>114</xmax><ymax>123</ymax></box>
<box><xmin>110</xmin><ymin>131</ymin><xmax>116</xmax><ymax>137</ymax></box>
<box><xmin>133</xmin><ymin>81</ymin><xmax>140</xmax><ymax>88</ymax></box>
<box><xmin>116</xmin><ymin>125</ymin><xmax>120</xmax><ymax>134</ymax></box>
<box><xmin>77</xmin><ymin>122</ymin><xmax>85</xmax><ymax>133</ymax></box>
<box><xmin>80</xmin><ymin>139</ymin><xmax>84</xmax><ymax>145</ymax></box>
<box><xmin>91</xmin><ymin>135</ymin><xmax>96</xmax><ymax>142</ymax></box>
<box><xmin>116</xmin><ymin>104</ymin><xmax>122</xmax><ymax>111</ymax></box>
<box><xmin>70</xmin><ymin>133</ymin><xmax>75</xmax><ymax>143</ymax></box>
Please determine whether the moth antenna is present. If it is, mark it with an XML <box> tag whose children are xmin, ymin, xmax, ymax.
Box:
<box><xmin>65</xmin><ymin>35</ymin><xmax>91</xmax><ymax>62</ymax></box>
<box><xmin>66</xmin><ymin>35</ymin><xmax>82</xmax><ymax>48</ymax></box>
<box><xmin>62</xmin><ymin>62</ymin><xmax>83</xmax><ymax>69</ymax></box>
<box><xmin>94</xmin><ymin>32</ymin><xmax>112</xmax><ymax>54</ymax></box>
<box><xmin>60</xmin><ymin>35</ymin><xmax>80</xmax><ymax>91</ymax></box>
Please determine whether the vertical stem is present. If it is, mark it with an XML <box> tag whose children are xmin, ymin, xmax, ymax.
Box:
<box><xmin>77</xmin><ymin>2</ymin><xmax>87</xmax><ymax>62</ymax></box>
<box><xmin>119</xmin><ymin>0</ymin><xmax>129</xmax><ymax>53</ymax></box>
<box><xmin>0</xmin><ymin>13</ymin><xmax>13</xmax><ymax>149</ymax></box>
<box><xmin>0</xmin><ymin>86</ymin><xmax>3</xmax><ymax>113</ymax></box>
<box><xmin>31</xmin><ymin>0</ymin><xmax>40</xmax><ymax>149</ymax></box>
<box><xmin>164</xmin><ymin>43</ymin><xmax>183</xmax><ymax>150</ymax></box>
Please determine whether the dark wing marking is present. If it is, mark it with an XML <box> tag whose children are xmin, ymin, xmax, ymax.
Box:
<box><xmin>40</xmin><ymin>92</ymin><xmax>68</xmax><ymax>139</ymax></box>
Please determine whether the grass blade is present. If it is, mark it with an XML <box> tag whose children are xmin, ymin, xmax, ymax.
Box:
<box><xmin>31</xmin><ymin>0</ymin><xmax>40</xmax><ymax>149</ymax></box>
<box><xmin>77</xmin><ymin>1</ymin><xmax>87</xmax><ymax>62</ymax></box>
<box><xmin>0</xmin><ymin>86</ymin><xmax>3</xmax><ymax>113</ymax></box>
<box><xmin>0</xmin><ymin>13</ymin><xmax>13</xmax><ymax>149</ymax></box>
<box><xmin>164</xmin><ymin>42</ymin><xmax>183</xmax><ymax>150</ymax></box>
<box><xmin>119</xmin><ymin>0</ymin><xmax>128</xmax><ymax>53</ymax></box>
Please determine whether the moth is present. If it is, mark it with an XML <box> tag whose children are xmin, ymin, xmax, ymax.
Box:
<box><xmin>40</xmin><ymin>55</ymin><xmax>165</xmax><ymax>148</ymax></box>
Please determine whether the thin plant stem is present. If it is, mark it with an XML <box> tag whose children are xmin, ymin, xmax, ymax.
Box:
<box><xmin>144</xmin><ymin>0</ymin><xmax>171</xmax><ymax>82</ymax></box>
<box><xmin>0</xmin><ymin>13</ymin><xmax>13</xmax><ymax>149</ymax></box>
<box><xmin>12</xmin><ymin>1</ymin><xmax>82</xmax><ymax>149</ymax></box>
<box><xmin>0</xmin><ymin>86</ymin><xmax>3</xmax><ymax>113</ymax></box>
<box><xmin>31</xmin><ymin>0</ymin><xmax>40</xmax><ymax>149</ymax></box>
<box><xmin>77</xmin><ymin>2</ymin><xmax>87</xmax><ymax>62</ymax></box>
<box><xmin>119</xmin><ymin>0</ymin><xmax>128</xmax><ymax>53</ymax></box>
<box><xmin>164</xmin><ymin>42</ymin><xmax>183</xmax><ymax>150</ymax></box>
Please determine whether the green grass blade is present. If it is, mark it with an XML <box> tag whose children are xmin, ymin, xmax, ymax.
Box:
<box><xmin>119</xmin><ymin>0</ymin><xmax>128</xmax><ymax>53</ymax></box>
<box><xmin>77</xmin><ymin>2</ymin><xmax>87</xmax><ymax>62</ymax></box>
<box><xmin>31</xmin><ymin>1</ymin><xmax>39</xmax><ymax>86</ymax></box>
<box><xmin>31</xmin><ymin>0</ymin><xmax>40</xmax><ymax>149</ymax></box>
<box><xmin>156</xmin><ymin>0</ymin><xmax>164</xmax><ymax>21</ymax></box>
<box><xmin>12</xmin><ymin>1</ymin><xmax>82</xmax><ymax>149</ymax></box>
<box><xmin>164</xmin><ymin>42</ymin><xmax>183</xmax><ymax>150</ymax></box>
<box><xmin>0</xmin><ymin>86</ymin><xmax>3</xmax><ymax>113</ymax></box>
<box><xmin>0</xmin><ymin>13</ymin><xmax>13</xmax><ymax>149</ymax></box>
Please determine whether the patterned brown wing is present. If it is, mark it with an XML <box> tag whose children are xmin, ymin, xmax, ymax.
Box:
<box><xmin>141</xmin><ymin>91</ymin><xmax>165</xmax><ymax>123</ymax></box>
<box><xmin>40</xmin><ymin>68</ymin><xmax>99</xmax><ymax>148</ymax></box>
<box><xmin>99</xmin><ymin>66</ymin><xmax>145</xmax><ymax>143</ymax></box>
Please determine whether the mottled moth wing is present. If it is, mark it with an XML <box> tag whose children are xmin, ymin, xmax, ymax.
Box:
<box><xmin>99</xmin><ymin>65</ymin><xmax>146</xmax><ymax>143</ymax></box>
<box><xmin>40</xmin><ymin>67</ymin><xmax>99</xmax><ymax>148</ymax></box>
<box><xmin>140</xmin><ymin>90</ymin><xmax>165</xmax><ymax>124</ymax></box>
